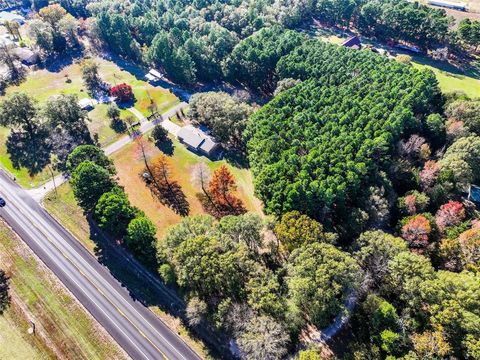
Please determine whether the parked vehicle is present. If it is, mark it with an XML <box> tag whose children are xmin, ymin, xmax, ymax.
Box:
<box><xmin>0</xmin><ymin>197</ymin><xmax>6</xmax><ymax>207</ymax></box>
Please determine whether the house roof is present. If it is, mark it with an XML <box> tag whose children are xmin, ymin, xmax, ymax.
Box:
<box><xmin>12</xmin><ymin>47</ymin><xmax>38</xmax><ymax>63</ymax></box>
<box><xmin>145</xmin><ymin>73</ymin><xmax>157</xmax><ymax>81</ymax></box>
<box><xmin>177</xmin><ymin>125</ymin><xmax>219</xmax><ymax>154</ymax></box>
<box><xmin>0</xmin><ymin>11</ymin><xmax>25</xmax><ymax>24</ymax></box>
<box><xmin>469</xmin><ymin>185</ymin><xmax>480</xmax><ymax>203</ymax></box>
<box><xmin>147</xmin><ymin>69</ymin><xmax>164</xmax><ymax>82</ymax></box>
<box><xmin>177</xmin><ymin>126</ymin><xmax>204</xmax><ymax>149</ymax></box>
<box><xmin>342</xmin><ymin>36</ymin><xmax>361</xmax><ymax>49</ymax></box>
<box><xmin>199</xmin><ymin>137</ymin><xmax>218</xmax><ymax>153</ymax></box>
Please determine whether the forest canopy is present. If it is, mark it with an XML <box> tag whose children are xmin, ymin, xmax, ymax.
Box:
<box><xmin>246</xmin><ymin>41</ymin><xmax>441</xmax><ymax>225</ymax></box>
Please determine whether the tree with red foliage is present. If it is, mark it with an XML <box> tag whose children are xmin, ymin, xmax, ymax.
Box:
<box><xmin>401</xmin><ymin>215</ymin><xmax>432</xmax><ymax>249</ymax></box>
<box><xmin>207</xmin><ymin>165</ymin><xmax>246</xmax><ymax>217</ymax></box>
<box><xmin>435</xmin><ymin>200</ymin><xmax>466</xmax><ymax>232</ymax></box>
<box><xmin>111</xmin><ymin>83</ymin><xmax>134</xmax><ymax>103</ymax></box>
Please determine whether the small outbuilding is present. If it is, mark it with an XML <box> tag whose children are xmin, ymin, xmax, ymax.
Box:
<box><xmin>146</xmin><ymin>68</ymin><xmax>164</xmax><ymax>82</ymax></box>
<box><xmin>427</xmin><ymin>0</ymin><xmax>467</xmax><ymax>11</ymax></box>
<box><xmin>342</xmin><ymin>36</ymin><xmax>361</xmax><ymax>50</ymax></box>
<box><xmin>177</xmin><ymin>125</ymin><xmax>220</xmax><ymax>157</ymax></box>
<box><xmin>78</xmin><ymin>98</ymin><xmax>96</xmax><ymax>111</ymax></box>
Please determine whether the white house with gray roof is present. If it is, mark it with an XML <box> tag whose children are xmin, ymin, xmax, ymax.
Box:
<box><xmin>177</xmin><ymin>125</ymin><xmax>220</xmax><ymax>157</ymax></box>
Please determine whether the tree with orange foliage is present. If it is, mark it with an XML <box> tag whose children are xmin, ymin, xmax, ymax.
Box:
<box><xmin>435</xmin><ymin>200</ymin><xmax>466</xmax><ymax>232</ymax></box>
<box><xmin>207</xmin><ymin>165</ymin><xmax>246</xmax><ymax>217</ymax></box>
<box><xmin>401</xmin><ymin>215</ymin><xmax>432</xmax><ymax>250</ymax></box>
<box><xmin>440</xmin><ymin>227</ymin><xmax>480</xmax><ymax>271</ymax></box>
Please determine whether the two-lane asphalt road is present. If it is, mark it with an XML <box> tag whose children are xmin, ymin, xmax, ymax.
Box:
<box><xmin>0</xmin><ymin>170</ymin><xmax>201</xmax><ymax>360</ymax></box>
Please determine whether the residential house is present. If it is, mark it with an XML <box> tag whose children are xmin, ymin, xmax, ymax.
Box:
<box><xmin>177</xmin><ymin>125</ymin><xmax>220</xmax><ymax>157</ymax></box>
<box><xmin>342</xmin><ymin>36</ymin><xmax>361</xmax><ymax>50</ymax></box>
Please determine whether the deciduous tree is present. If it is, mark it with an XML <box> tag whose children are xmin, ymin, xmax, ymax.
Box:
<box><xmin>95</xmin><ymin>187</ymin><xmax>137</xmax><ymax>236</ymax></box>
<box><xmin>207</xmin><ymin>165</ymin><xmax>245</xmax><ymax>216</ymax></box>
<box><xmin>125</xmin><ymin>216</ymin><xmax>157</xmax><ymax>265</ymax></box>
<box><xmin>275</xmin><ymin>210</ymin><xmax>335</xmax><ymax>253</ymax></box>
<box><xmin>287</xmin><ymin>242</ymin><xmax>361</xmax><ymax>328</ymax></box>
<box><xmin>70</xmin><ymin>161</ymin><xmax>115</xmax><ymax>212</ymax></box>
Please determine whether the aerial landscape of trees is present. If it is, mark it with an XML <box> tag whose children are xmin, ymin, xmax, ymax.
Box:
<box><xmin>1</xmin><ymin>0</ymin><xmax>480</xmax><ymax>358</ymax></box>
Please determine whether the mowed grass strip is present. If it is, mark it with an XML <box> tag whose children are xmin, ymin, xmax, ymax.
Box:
<box><xmin>0</xmin><ymin>222</ymin><xmax>128</xmax><ymax>360</ymax></box>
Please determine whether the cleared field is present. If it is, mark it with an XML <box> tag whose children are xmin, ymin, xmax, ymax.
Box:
<box><xmin>0</xmin><ymin>222</ymin><xmax>128</xmax><ymax>360</ymax></box>
<box><xmin>412</xmin><ymin>57</ymin><xmax>480</xmax><ymax>98</ymax></box>
<box><xmin>0</xmin><ymin>57</ymin><xmax>179</xmax><ymax>188</ymax></box>
<box><xmin>45</xmin><ymin>135</ymin><xmax>263</xmax><ymax>240</ymax></box>
<box><xmin>111</xmin><ymin>136</ymin><xmax>263</xmax><ymax>239</ymax></box>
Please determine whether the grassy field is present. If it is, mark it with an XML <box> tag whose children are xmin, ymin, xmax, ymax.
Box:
<box><xmin>412</xmin><ymin>57</ymin><xmax>480</xmax><ymax>98</ymax></box>
<box><xmin>110</xmin><ymin>136</ymin><xmax>263</xmax><ymax>239</ymax></box>
<box><xmin>0</xmin><ymin>310</ymin><xmax>50</xmax><ymax>360</ymax></box>
<box><xmin>0</xmin><ymin>222</ymin><xmax>128</xmax><ymax>360</ymax></box>
<box><xmin>0</xmin><ymin>57</ymin><xmax>179</xmax><ymax>188</ymax></box>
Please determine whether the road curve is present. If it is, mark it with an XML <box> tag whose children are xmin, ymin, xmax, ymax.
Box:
<box><xmin>0</xmin><ymin>170</ymin><xmax>201</xmax><ymax>360</ymax></box>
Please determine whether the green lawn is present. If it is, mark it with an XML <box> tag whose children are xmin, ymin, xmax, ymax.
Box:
<box><xmin>412</xmin><ymin>57</ymin><xmax>480</xmax><ymax>98</ymax></box>
<box><xmin>0</xmin><ymin>311</ymin><xmax>50</xmax><ymax>360</ymax></box>
<box><xmin>0</xmin><ymin>57</ymin><xmax>179</xmax><ymax>188</ymax></box>
<box><xmin>0</xmin><ymin>223</ymin><xmax>128</xmax><ymax>360</ymax></box>
<box><xmin>0</xmin><ymin>127</ymin><xmax>53</xmax><ymax>188</ymax></box>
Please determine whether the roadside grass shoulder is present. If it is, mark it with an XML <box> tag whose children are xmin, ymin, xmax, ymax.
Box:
<box><xmin>0</xmin><ymin>306</ymin><xmax>51</xmax><ymax>360</ymax></box>
<box><xmin>0</xmin><ymin>222</ymin><xmax>128</xmax><ymax>360</ymax></box>
<box><xmin>43</xmin><ymin>183</ymin><xmax>214</xmax><ymax>359</ymax></box>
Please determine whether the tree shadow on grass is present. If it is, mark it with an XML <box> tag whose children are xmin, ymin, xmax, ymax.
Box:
<box><xmin>155</xmin><ymin>139</ymin><xmax>174</xmax><ymax>156</ymax></box>
<box><xmin>86</xmin><ymin>217</ymin><xmax>230</xmax><ymax>358</ymax></box>
<box><xmin>223</xmin><ymin>148</ymin><xmax>249</xmax><ymax>169</ymax></box>
<box><xmin>145</xmin><ymin>180</ymin><xmax>190</xmax><ymax>216</ymax></box>
<box><xmin>6</xmin><ymin>129</ymin><xmax>52</xmax><ymax>176</ymax></box>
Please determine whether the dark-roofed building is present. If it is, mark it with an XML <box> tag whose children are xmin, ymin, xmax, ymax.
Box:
<box><xmin>177</xmin><ymin>125</ymin><xmax>220</xmax><ymax>157</ymax></box>
<box><xmin>342</xmin><ymin>36</ymin><xmax>361</xmax><ymax>50</ymax></box>
<box><xmin>468</xmin><ymin>185</ymin><xmax>480</xmax><ymax>204</ymax></box>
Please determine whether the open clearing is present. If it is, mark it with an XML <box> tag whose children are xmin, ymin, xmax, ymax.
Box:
<box><xmin>0</xmin><ymin>57</ymin><xmax>179</xmax><ymax>188</ymax></box>
<box><xmin>45</xmin><ymin>135</ymin><xmax>263</xmax><ymax>241</ymax></box>
<box><xmin>412</xmin><ymin>57</ymin><xmax>480</xmax><ymax>98</ymax></box>
<box><xmin>0</xmin><ymin>221</ymin><xmax>128</xmax><ymax>360</ymax></box>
